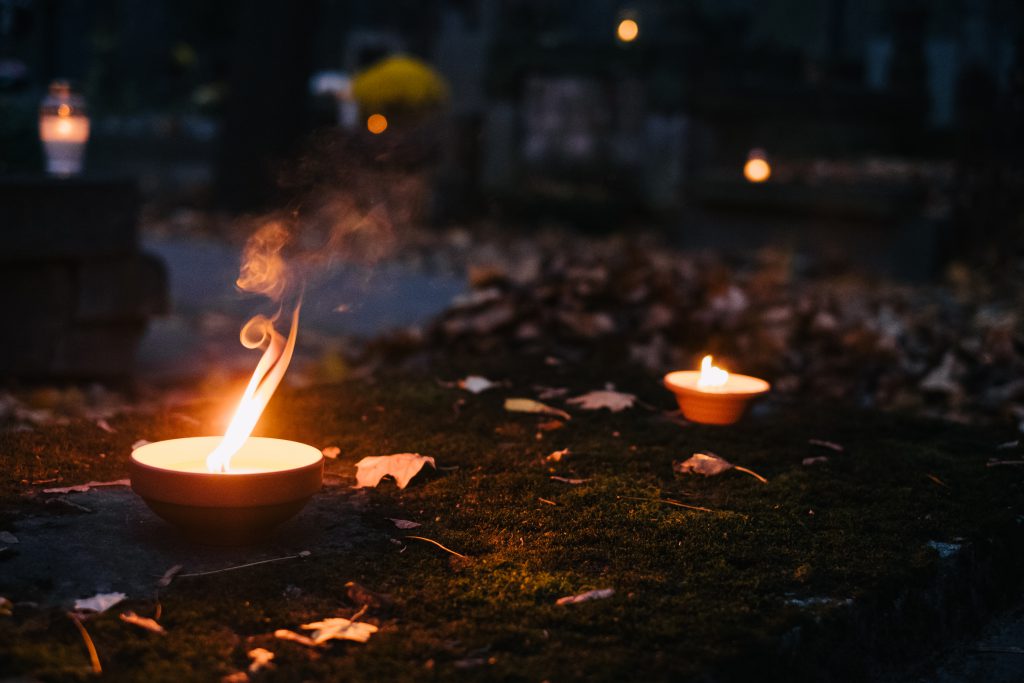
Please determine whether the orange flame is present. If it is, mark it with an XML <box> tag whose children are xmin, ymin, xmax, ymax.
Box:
<box><xmin>206</xmin><ymin>305</ymin><xmax>301</xmax><ymax>472</ymax></box>
<box><xmin>206</xmin><ymin>221</ymin><xmax>298</xmax><ymax>473</ymax></box>
<box><xmin>696</xmin><ymin>355</ymin><xmax>729</xmax><ymax>389</ymax></box>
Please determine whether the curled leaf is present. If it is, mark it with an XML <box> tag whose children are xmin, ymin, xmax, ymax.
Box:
<box><xmin>388</xmin><ymin>518</ymin><xmax>422</xmax><ymax>529</ymax></box>
<box><xmin>74</xmin><ymin>592</ymin><xmax>126</xmax><ymax>614</ymax></box>
<box><xmin>120</xmin><ymin>611</ymin><xmax>166</xmax><ymax>635</ymax></box>
<box><xmin>545</xmin><ymin>448</ymin><xmax>570</xmax><ymax>462</ymax></box>
<box><xmin>299</xmin><ymin>617</ymin><xmax>378</xmax><ymax>644</ymax></box>
<box><xmin>354</xmin><ymin>454</ymin><xmax>436</xmax><ymax>489</ymax></box>
<box><xmin>157</xmin><ymin>564</ymin><xmax>183</xmax><ymax>588</ymax></box>
<box><xmin>674</xmin><ymin>452</ymin><xmax>767</xmax><ymax>483</ymax></box>
<box><xmin>674</xmin><ymin>453</ymin><xmax>732</xmax><ymax>477</ymax></box>
<box><xmin>247</xmin><ymin>648</ymin><xmax>275</xmax><ymax>673</ymax></box>
<box><xmin>556</xmin><ymin>588</ymin><xmax>614</xmax><ymax>605</ymax></box>
<box><xmin>458</xmin><ymin>376</ymin><xmax>498</xmax><ymax>394</ymax></box>
<box><xmin>566</xmin><ymin>390</ymin><xmax>636</xmax><ymax>412</ymax></box>
<box><xmin>505</xmin><ymin>398</ymin><xmax>570</xmax><ymax>420</ymax></box>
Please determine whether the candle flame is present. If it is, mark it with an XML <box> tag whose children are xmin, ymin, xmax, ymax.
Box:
<box><xmin>206</xmin><ymin>305</ymin><xmax>301</xmax><ymax>472</ymax></box>
<box><xmin>696</xmin><ymin>355</ymin><xmax>729</xmax><ymax>389</ymax></box>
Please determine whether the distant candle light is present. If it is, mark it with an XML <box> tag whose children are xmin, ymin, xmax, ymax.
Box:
<box><xmin>616</xmin><ymin>18</ymin><xmax>639</xmax><ymax>43</ymax></box>
<box><xmin>744</xmin><ymin>148</ymin><xmax>771</xmax><ymax>183</ymax></box>
<box><xmin>366</xmin><ymin>113</ymin><xmax>388</xmax><ymax>134</ymax></box>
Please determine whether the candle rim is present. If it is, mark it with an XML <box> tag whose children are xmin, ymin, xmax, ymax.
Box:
<box><xmin>132</xmin><ymin>435</ymin><xmax>322</xmax><ymax>475</ymax></box>
<box><xmin>663</xmin><ymin>370</ymin><xmax>770</xmax><ymax>395</ymax></box>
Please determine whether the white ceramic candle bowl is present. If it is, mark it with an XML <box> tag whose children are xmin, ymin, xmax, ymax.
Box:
<box><xmin>131</xmin><ymin>436</ymin><xmax>323</xmax><ymax>545</ymax></box>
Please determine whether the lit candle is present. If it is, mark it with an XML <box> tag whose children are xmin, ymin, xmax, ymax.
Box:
<box><xmin>130</xmin><ymin>301</ymin><xmax>323</xmax><ymax>544</ymax></box>
<box><xmin>664</xmin><ymin>355</ymin><xmax>770</xmax><ymax>425</ymax></box>
<box><xmin>39</xmin><ymin>81</ymin><xmax>90</xmax><ymax>176</ymax></box>
<box><xmin>743</xmin><ymin>148</ymin><xmax>771</xmax><ymax>183</ymax></box>
<box><xmin>131</xmin><ymin>437</ymin><xmax>323</xmax><ymax>545</ymax></box>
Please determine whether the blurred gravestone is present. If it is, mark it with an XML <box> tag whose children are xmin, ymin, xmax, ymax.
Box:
<box><xmin>0</xmin><ymin>176</ymin><xmax>167</xmax><ymax>380</ymax></box>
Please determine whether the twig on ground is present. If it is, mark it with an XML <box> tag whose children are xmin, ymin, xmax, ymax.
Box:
<box><xmin>68</xmin><ymin>612</ymin><xmax>102</xmax><ymax>674</ymax></box>
<box><xmin>926</xmin><ymin>473</ymin><xmax>950</xmax><ymax>488</ymax></box>
<box><xmin>617</xmin><ymin>495</ymin><xmax>716</xmax><ymax>513</ymax></box>
<box><xmin>537</xmin><ymin>497</ymin><xmax>558</xmax><ymax>506</ymax></box>
<box><xmin>177</xmin><ymin>551</ymin><xmax>311</xmax><ymax>578</ymax></box>
<box><xmin>405</xmin><ymin>535</ymin><xmax>467</xmax><ymax>559</ymax></box>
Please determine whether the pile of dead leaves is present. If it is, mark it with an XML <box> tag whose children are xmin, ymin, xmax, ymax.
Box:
<box><xmin>377</xmin><ymin>230</ymin><xmax>1024</xmax><ymax>429</ymax></box>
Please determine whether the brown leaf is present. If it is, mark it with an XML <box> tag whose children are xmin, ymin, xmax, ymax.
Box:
<box><xmin>120</xmin><ymin>611</ymin><xmax>166</xmax><ymax>635</ymax></box>
<box><xmin>354</xmin><ymin>454</ymin><xmax>435</xmax><ymax>489</ymax></box>
<box><xmin>505</xmin><ymin>398</ymin><xmax>570</xmax><ymax>420</ymax></box>
<box><xmin>556</xmin><ymin>588</ymin><xmax>614</xmax><ymax>605</ymax></box>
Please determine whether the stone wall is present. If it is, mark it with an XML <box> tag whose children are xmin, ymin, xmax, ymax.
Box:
<box><xmin>0</xmin><ymin>176</ymin><xmax>167</xmax><ymax>380</ymax></box>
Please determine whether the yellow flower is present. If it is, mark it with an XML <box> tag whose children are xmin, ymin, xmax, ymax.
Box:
<box><xmin>351</xmin><ymin>55</ymin><xmax>449</xmax><ymax>112</ymax></box>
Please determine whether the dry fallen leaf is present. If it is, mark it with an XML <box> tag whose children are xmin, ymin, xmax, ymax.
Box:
<box><xmin>545</xmin><ymin>448</ymin><xmax>570</xmax><ymax>462</ymax></box>
<box><xmin>556</xmin><ymin>588</ymin><xmax>614</xmax><ymax>605</ymax></box>
<box><xmin>674</xmin><ymin>452</ymin><xmax>768</xmax><ymax>483</ymax></box>
<box><xmin>248</xmin><ymin>648</ymin><xmax>275</xmax><ymax>673</ymax></box>
<box><xmin>458</xmin><ymin>375</ymin><xmax>498</xmax><ymax>394</ymax></box>
<box><xmin>95</xmin><ymin>419</ymin><xmax>116</xmax><ymax>433</ymax></box>
<box><xmin>808</xmin><ymin>439</ymin><xmax>844</xmax><ymax>452</ymax></box>
<box><xmin>388</xmin><ymin>518</ymin><xmax>422</xmax><ymax>529</ymax></box>
<box><xmin>566</xmin><ymin>390</ymin><xmax>636</xmax><ymax>412</ymax></box>
<box><xmin>74</xmin><ymin>592</ymin><xmax>126</xmax><ymax>614</ymax></box>
<box><xmin>279</xmin><ymin>614</ymin><xmax>379</xmax><ymax>646</ymax></box>
<box><xmin>274</xmin><ymin>629</ymin><xmax>318</xmax><ymax>647</ymax></box>
<box><xmin>550</xmin><ymin>475</ymin><xmax>588</xmax><ymax>484</ymax></box>
<box><xmin>674</xmin><ymin>452</ymin><xmax>732</xmax><ymax>476</ymax></box>
<box><xmin>44</xmin><ymin>479</ymin><xmax>130</xmax><ymax>494</ymax></box>
<box><xmin>537</xmin><ymin>419</ymin><xmax>565</xmax><ymax>432</ymax></box>
<box><xmin>321</xmin><ymin>446</ymin><xmax>340</xmax><ymax>459</ymax></box>
<box><xmin>505</xmin><ymin>398</ymin><xmax>570</xmax><ymax>420</ymax></box>
<box><xmin>120</xmin><ymin>611</ymin><xmax>166</xmax><ymax>635</ymax></box>
<box><xmin>157</xmin><ymin>564</ymin><xmax>183</xmax><ymax>588</ymax></box>
<box><xmin>221</xmin><ymin>672</ymin><xmax>250</xmax><ymax>683</ymax></box>
<box><xmin>354</xmin><ymin>454</ymin><xmax>436</xmax><ymax>489</ymax></box>
<box><xmin>535</xmin><ymin>386</ymin><xmax>569</xmax><ymax>400</ymax></box>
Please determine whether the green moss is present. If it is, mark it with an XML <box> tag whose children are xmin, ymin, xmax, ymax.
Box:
<box><xmin>1</xmin><ymin>357</ymin><xmax>1022</xmax><ymax>681</ymax></box>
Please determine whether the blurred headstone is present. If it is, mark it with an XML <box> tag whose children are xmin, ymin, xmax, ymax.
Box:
<box><xmin>0</xmin><ymin>176</ymin><xmax>167</xmax><ymax>379</ymax></box>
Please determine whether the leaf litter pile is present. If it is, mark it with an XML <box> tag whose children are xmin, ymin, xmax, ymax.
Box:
<box><xmin>2</xmin><ymin>354</ymin><xmax>1023</xmax><ymax>681</ymax></box>
<box><xmin>366</xmin><ymin>229</ymin><xmax>1024</xmax><ymax>431</ymax></box>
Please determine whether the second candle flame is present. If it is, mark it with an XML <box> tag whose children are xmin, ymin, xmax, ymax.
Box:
<box><xmin>696</xmin><ymin>355</ymin><xmax>729</xmax><ymax>390</ymax></box>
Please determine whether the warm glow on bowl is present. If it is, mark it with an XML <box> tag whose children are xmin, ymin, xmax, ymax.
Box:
<box><xmin>617</xmin><ymin>18</ymin><xmax>639</xmax><ymax>42</ymax></box>
<box><xmin>367</xmin><ymin>113</ymin><xmax>388</xmax><ymax>134</ymax></box>
<box><xmin>134</xmin><ymin>436</ymin><xmax>321</xmax><ymax>475</ymax></box>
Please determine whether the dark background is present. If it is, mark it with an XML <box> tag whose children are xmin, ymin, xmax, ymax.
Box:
<box><xmin>1</xmin><ymin>0</ymin><xmax>1023</xmax><ymax>276</ymax></box>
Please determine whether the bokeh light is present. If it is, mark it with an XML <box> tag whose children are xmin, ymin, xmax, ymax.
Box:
<box><xmin>366</xmin><ymin>113</ymin><xmax>388</xmax><ymax>134</ymax></box>
<box><xmin>616</xmin><ymin>19</ymin><xmax>639</xmax><ymax>43</ymax></box>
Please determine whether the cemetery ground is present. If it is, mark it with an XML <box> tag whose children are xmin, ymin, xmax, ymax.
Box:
<box><xmin>1</xmin><ymin>351</ymin><xmax>1023</xmax><ymax>682</ymax></box>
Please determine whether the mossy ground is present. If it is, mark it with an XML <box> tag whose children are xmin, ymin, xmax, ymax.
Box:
<box><xmin>1</xmin><ymin>356</ymin><xmax>1023</xmax><ymax>682</ymax></box>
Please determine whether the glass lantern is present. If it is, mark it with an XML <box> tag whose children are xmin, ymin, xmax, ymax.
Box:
<box><xmin>39</xmin><ymin>81</ymin><xmax>90</xmax><ymax>176</ymax></box>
